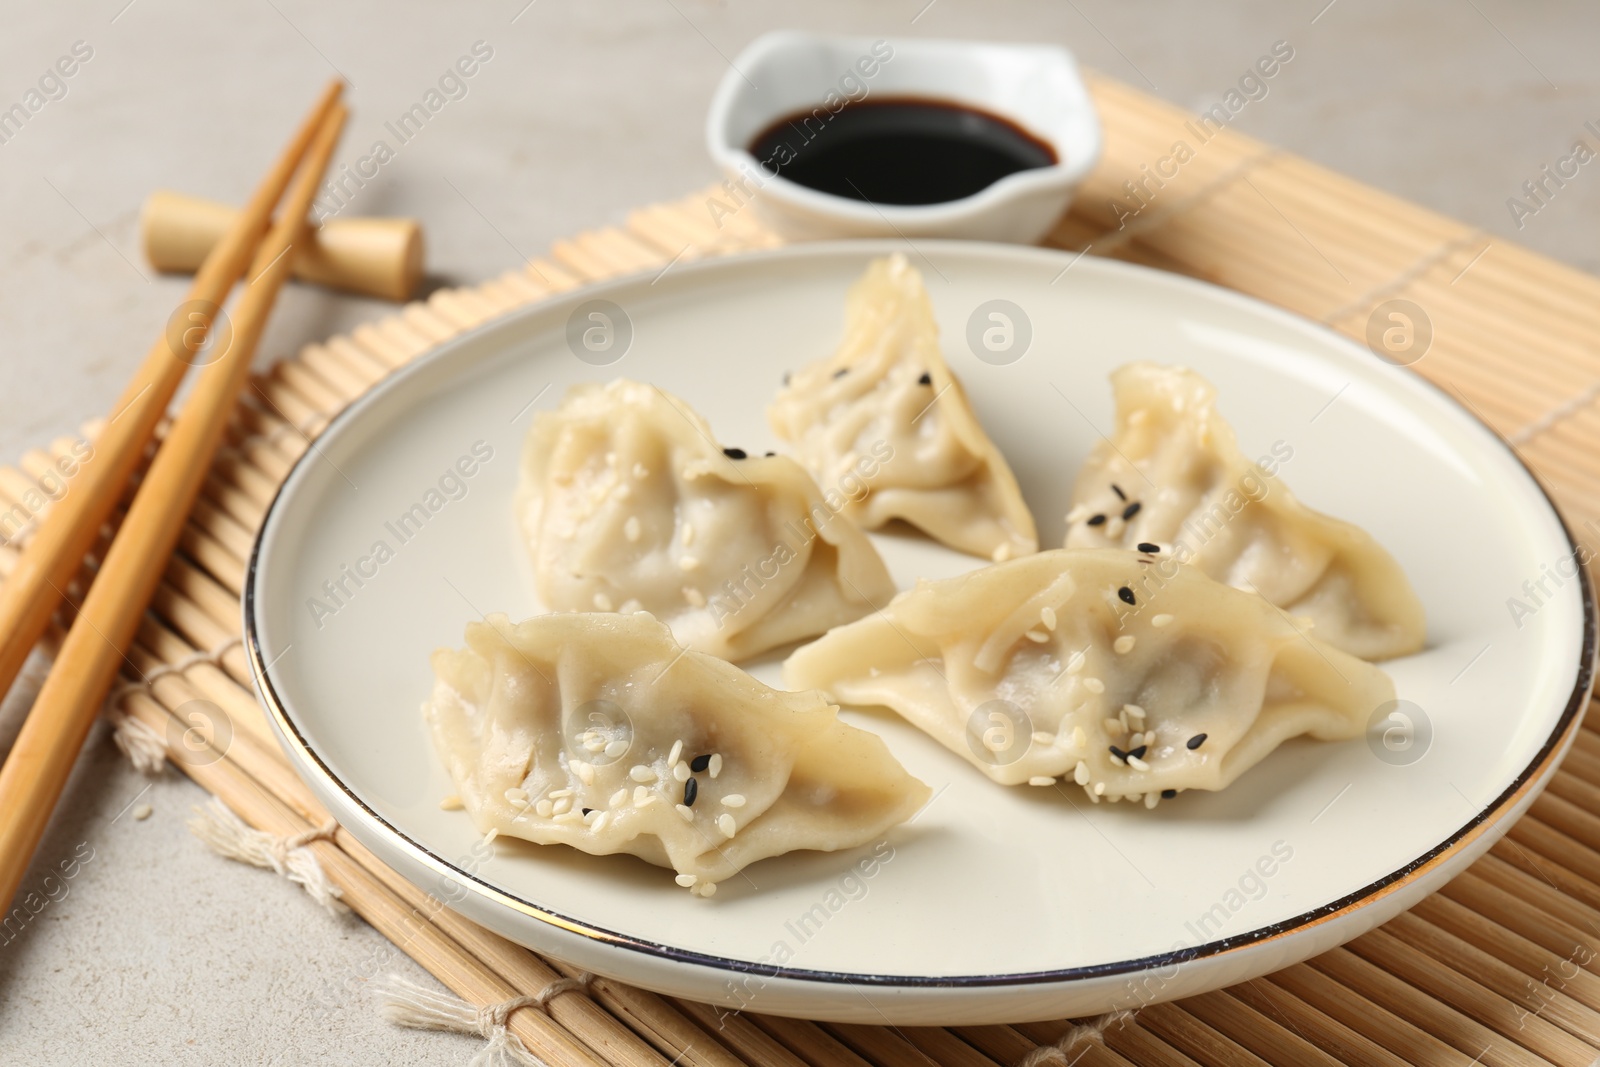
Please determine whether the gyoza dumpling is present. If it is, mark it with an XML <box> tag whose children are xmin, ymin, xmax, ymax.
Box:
<box><xmin>518</xmin><ymin>380</ymin><xmax>896</xmax><ymax>661</ymax></box>
<box><xmin>785</xmin><ymin>548</ymin><xmax>1394</xmax><ymax>802</ymax></box>
<box><xmin>1063</xmin><ymin>364</ymin><xmax>1425</xmax><ymax>661</ymax></box>
<box><xmin>767</xmin><ymin>254</ymin><xmax>1037</xmax><ymax>562</ymax></box>
<box><xmin>425</xmin><ymin>611</ymin><xmax>931</xmax><ymax>893</ymax></box>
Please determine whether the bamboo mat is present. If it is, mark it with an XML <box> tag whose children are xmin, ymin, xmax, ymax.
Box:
<box><xmin>6</xmin><ymin>72</ymin><xmax>1600</xmax><ymax>1066</ymax></box>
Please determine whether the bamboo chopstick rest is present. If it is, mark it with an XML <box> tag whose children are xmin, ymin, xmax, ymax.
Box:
<box><xmin>142</xmin><ymin>189</ymin><xmax>423</xmax><ymax>302</ymax></box>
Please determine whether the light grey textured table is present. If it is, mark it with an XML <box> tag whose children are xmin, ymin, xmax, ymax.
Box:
<box><xmin>1</xmin><ymin>2</ymin><xmax>1595</xmax><ymax>1062</ymax></box>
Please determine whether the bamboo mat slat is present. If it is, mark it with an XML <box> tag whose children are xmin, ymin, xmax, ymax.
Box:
<box><xmin>0</xmin><ymin>72</ymin><xmax>1595</xmax><ymax>1065</ymax></box>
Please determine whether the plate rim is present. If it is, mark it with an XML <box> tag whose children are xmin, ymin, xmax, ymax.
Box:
<box><xmin>243</xmin><ymin>238</ymin><xmax>1598</xmax><ymax>989</ymax></box>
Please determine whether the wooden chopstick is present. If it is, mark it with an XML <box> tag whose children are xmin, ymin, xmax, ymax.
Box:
<box><xmin>0</xmin><ymin>102</ymin><xmax>349</xmax><ymax>913</ymax></box>
<box><xmin>0</xmin><ymin>79</ymin><xmax>343</xmax><ymax>714</ymax></box>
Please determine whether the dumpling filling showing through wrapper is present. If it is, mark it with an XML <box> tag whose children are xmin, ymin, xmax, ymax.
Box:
<box><xmin>425</xmin><ymin>611</ymin><xmax>931</xmax><ymax>895</ymax></box>
<box><xmin>785</xmin><ymin>548</ymin><xmax>1395</xmax><ymax>803</ymax></box>
<box><xmin>768</xmin><ymin>253</ymin><xmax>1038</xmax><ymax>562</ymax></box>
<box><xmin>517</xmin><ymin>379</ymin><xmax>896</xmax><ymax>661</ymax></box>
<box><xmin>1063</xmin><ymin>362</ymin><xmax>1425</xmax><ymax>661</ymax></box>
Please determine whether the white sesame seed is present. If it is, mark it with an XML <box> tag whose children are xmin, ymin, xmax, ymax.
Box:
<box><xmin>634</xmin><ymin>786</ymin><xmax>650</xmax><ymax>806</ymax></box>
<box><xmin>1152</xmin><ymin>614</ymin><xmax>1173</xmax><ymax>628</ymax></box>
<box><xmin>440</xmin><ymin>795</ymin><xmax>463</xmax><ymax>811</ymax></box>
<box><xmin>1109</xmin><ymin>752</ymin><xmax>1126</xmax><ymax>767</ymax></box>
<box><xmin>556</xmin><ymin>810</ymin><xmax>584</xmax><ymax>823</ymax></box>
<box><xmin>1114</xmin><ymin>635</ymin><xmax>1136</xmax><ymax>654</ymax></box>
<box><xmin>583</xmin><ymin>808</ymin><xmax>599</xmax><ymax>825</ymax></box>
<box><xmin>605</xmin><ymin>740</ymin><xmax>629</xmax><ymax>759</ymax></box>
<box><xmin>583</xmin><ymin>737</ymin><xmax>606</xmax><ymax>753</ymax></box>
<box><xmin>992</xmin><ymin>543</ymin><xmax>1015</xmax><ymax>563</ymax></box>
<box><xmin>679</xmin><ymin>556</ymin><xmax>700</xmax><ymax>572</ymax></box>
<box><xmin>1103</xmin><ymin>717</ymin><xmax>1125</xmax><ymax>736</ymax></box>
<box><xmin>1041</xmin><ymin>606</ymin><xmax>1057</xmax><ymax>631</ymax></box>
<box><xmin>550</xmin><ymin>789</ymin><xmax>573</xmax><ymax>799</ymax></box>
<box><xmin>536</xmin><ymin>799</ymin><xmax>554</xmax><ymax>817</ymax></box>
<box><xmin>722</xmin><ymin>794</ymin><xmax>746</xmax><ymax>808</ymax></box>
<box><xmin>675</xmin><ymin>873</ymin><xmax>698</xmax><ymax>888</ymax></box>
<box><xmin>573</xmin><ymin>761</ymin><xmax>595</xmax><ymax>785</ymax></box>
<box><xmin>1072</xmin><ymin>726</ymin><xmax>1087</xmax><ymax>750</ymax></box>
<box><xmin>1127</xmin><ymin>793</ymin><xmax>1142</xmax><ymax>803</ymax></box>
<box><xmin>675</xmin><ymin>804</ymin><xmax>695</xmax><ymax>822</ymax></box>
<box><xmin>697</xmin><ymin>881</ymin><xmax>718</xmax><ymax>897</ymax></box>
<box><xmin>683</xmin><ymin>587</ymin><xmax>706</xmax><ymax>607</ymax></box>
<box><xmin>1094</xmin><ymin>782</ymin><xmax>1107</xmax><ymax>796</ymax></box>
<box><xmin>1145</xmin><ymin>793</ymin><xmax>1160</xmax><ymax>809</ymax></box>
<box><xmin>1106</xmin><ymin>516</ymin><xmax>1126</xmax><ymax>538</ymax></box>
<box><xmin>630</xmin><ymin>765</ymin><xmax>656</xmax><ymax>783</ymax></box>
<box><xmin>682</xmin><ymin>524</ymin><xmax>695</xmax><ymax>546</ymax></box>
<box><xmin>1127</xmin><ymin>755</ymin><xmax>1151</xmax><ymax>772</ymax></box>
<box><xmin>1084</xmin><ymin>677</ymin><xmax>1105</xmax><ymax>693</ymax></box>
<box><xmin>504</xmin><ymin>787</ymin><xmax>529</xmax><ymax>804</ymax></box>
<box><xmin>1032</xmin><ymin>731</ymin><xmax>1056</xmax><ymax>745</ymax></box>
<box><xmin>1025</xmin><ymin>629</ymin><xmax>1050</xmax><ymax>643</ymax></box>
<box><xmin>718</xmin><ymin>814</ymin><xmax>737</xmax><ymax>838</ymax></box>
<box><xmin>134</xmin><ymin>804</ymin><xmax>153</xmax><ymax>821</ymax></box>
<box><xmin>1074</xmin><ymin>760</ymin><xmax>1090</xmax><ymax>785</ymax></box>
<box><xmin>552</xmin><ymin>796</ymin><xmax>572</xmax><ymax>815</ymax></box>
<box><xmin>610</xmin><ymin>789</ymin><xmax>629</xmax><ymax>808</ymax></box>
<box><xmin>668</xmin><ymin>740</ymin><xmax>683</xmax><ymax>766</ymax></box>
<box><xmin>1029</xmin><ymin>776</ymin><xmax>1055</xmax><ymax>786</ymax></box>
<box><xmin>592</xmin><ymin>812</ymin><xmax>610</xmax><ymax>832</ymax></box>
<box><xmin>593</xmin><ymin>593</ymin><xmax>614</xmax><ymax>611</ymax></box>
<box><xmin>673</xmin><ymin>761</ymin><xmax>690</xmax><ymax>782</ymax></box>
<box><xmin>709</xmin><ymin>754</ymin><xmax>722</xmax><ymax>778</ymax></box>
<box><xmin>1066</xmin><ymin>651</ymin><xmax>1086</xmax><ymax>674</ymax></box>
<box><xmin>624</xmin><ymin>516</ymin><xmax>641</xmax><ymax>542</ymax></box>
<box><xmin>483</xmin><ymin>829</ymin><xmax>498</xmax><ymax>845</ymax></box>
<box><xmin>1124</xmin><ymin>703</ymin><xmax>1146</xmax><ymax>721</ymax></box>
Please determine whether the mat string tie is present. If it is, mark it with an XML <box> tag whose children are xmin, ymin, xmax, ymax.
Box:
<box><xmin>187</xmin><ymin>797</ymin><xmax>347</xmax><ymax>914</ymax></box>
<box><xmin>376</xmin><ymin>972</ymin><xmax>596</xmax><ymax>1067</ymax></box>
<box><xmin>104</xmin><ymin>634</ymin><xmax>246</xmax><ymax>774</ymax></box>
<box><xmin>1018</xmin><ymin>1009</ymin><xmax>1136</xmax><ymax>1067</ymax></box>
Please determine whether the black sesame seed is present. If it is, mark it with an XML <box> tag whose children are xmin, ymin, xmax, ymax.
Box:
<box><xmin>917</xmin><ymin>371</ymin><xmax>932</xmax><ymax>386</ymax></box>
<box><xmin>1137</xmin><ymin>542</ymin><xmax>1160</xmax><ymax>554</ymax></box>
<box><xmin>1111</xmin><ymin>483</ymin><xmax>1126</xmax><ymax>501</ymax></box>
<box><xmin>1122</xmin><ymin>501</ymin><xmax>1142</xmax><ymax>521</ymax></box>
<box><xmin>1128</xmin><ymin>745</ymin><xmax>1148</xmax><ymax>760</ymax></box>
<box><xmin>582</xmin><ymin>807</ymin><xmax>594</xmax><ymax>816</ymax></box>
<box><xmin>832</xmin><ymin>367</ymin><xmax>848</xmax><ymax>379</ymax></box>
<box><xmin>1187</xmin><ymin>733</ymin><xmax>1207</xmax><ymax>750</ymax></box>
<box><xmin>1118</xmin><ymin>586</ymin><xmax>1136</xmax><ymax>605</ymax></box>
<box><xmin>764</xmin><ymin>451</ymin><xmax>776</xmax><ymax>457</ymax></box>
<box><xmin>722</xmin><ymin>447</ymin><xmax>747</xmax><ymax>460</ymax></box>
<box><xmin>1087</xmin><ymin>514</ymin><xmax>1107</xmax><ymax>527</ymax></box>
<box><xmin>683</xmin><ymin>777</ymin><xmax>698</xmax><ymax>806</ymax></box>
<box><xmin>689</xmin><ymin>754</ymin><xmax>711</xmax><ymax>772</ymax></box>
<box><xmin>1162</xmin><ymin>788</ymin><xmax>1177</xmax><ymax>799</ymax></box>
<box><xmin>1109</xmin><ymin>745</ymin><xmax>1128</xmax><ymax>761</ymax></box>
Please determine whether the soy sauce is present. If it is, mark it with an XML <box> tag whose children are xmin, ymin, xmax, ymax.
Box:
<box><xmin>748</xmin><ymin>96</ymin><xmax>1057</xmax><ymax>206</ymax></box>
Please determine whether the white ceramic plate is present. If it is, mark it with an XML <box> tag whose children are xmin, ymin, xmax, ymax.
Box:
<box><xmin>246</xmin><ymin>241</ymin><xmax>1594</xmax><ymax>1025</ymax></box>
